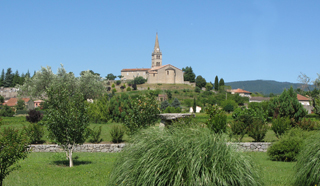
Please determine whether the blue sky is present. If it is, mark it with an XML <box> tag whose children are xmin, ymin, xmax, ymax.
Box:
<box><xmin>1</xmin><ymin>0</ymin><xmax>319</xmax><ymax>83</ymax></box>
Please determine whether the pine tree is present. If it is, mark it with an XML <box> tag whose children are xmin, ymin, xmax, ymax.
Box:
<box><xmin>219</xmin><ymin>78</ymin><xmax>225</xmax><ymax>87</ymax></box>
<box><xmin>4</xmin><ymin>68</ymin><xmax>13</xmax><ymax>87</ymax></box>
<box><xmin>214</xmin><ymin>76</ymin><xmax>219</xmax><ymax>91</ymax></box>
<box><xmin>171</xmin><ymin>98</ymin><xmax>181</xmax><ymax>108</ymax></box>
<box><xmin>0</xmin><ymin>69</ymin><xmax>5</xmax><ymax>87</ymax></box>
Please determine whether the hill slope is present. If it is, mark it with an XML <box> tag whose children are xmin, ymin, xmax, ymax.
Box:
<box><xmin>225</xmin><ymin>80</ymin><xmax>309</xmax><ymax>95</ymax></box>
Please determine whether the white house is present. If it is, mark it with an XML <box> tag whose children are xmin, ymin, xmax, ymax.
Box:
<box><xmin>189</xmin><ymin>106</ymin><xmax>202</xmax><ymax>113</ymax></box>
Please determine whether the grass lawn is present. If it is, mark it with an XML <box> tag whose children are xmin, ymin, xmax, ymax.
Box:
<box><xmin>3</xmin><ymin>152</ymin><xmax>296</xmax><ymax>186</ymax></box>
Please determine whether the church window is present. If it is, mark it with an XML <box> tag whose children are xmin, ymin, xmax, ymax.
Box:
<box><xmin>156</xmin><ymin>55</ymin><xmax>160</xmax><ymax>59</ymax></box>
<box><xmin>167</xmin><ymin>71</ymin><xmax>169</xmax><ymax>75</ymax></box>
<box><xmin>156</xmin><ymin>62</ymin><xmax>160</xmax><ymax>66</ymax></box>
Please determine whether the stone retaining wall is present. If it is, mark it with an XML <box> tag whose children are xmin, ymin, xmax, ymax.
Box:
<box><xmin>30</xmin><ymin>142</ymin><xmax>272</xmax><ymax>153</ymax></box>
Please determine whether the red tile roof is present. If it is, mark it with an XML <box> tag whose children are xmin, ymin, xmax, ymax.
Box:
<box><xmin>232</xmin><ymin>88</ymin><xmax>251</xmax><ymax>94</ymax></box>
<box><xmin>121</xmin><ymin>68</ymin><xmax>150</xmax><ymax>72</ymax></box>
<box><xmin>2</xmin><ymin>98</ymin><xmax>30</xmax><ymax>107</ymax></box>
<box><xmin>297</xmin><ymin>94</ymin><xmax>310</xmax><ymax>101</ymax></box>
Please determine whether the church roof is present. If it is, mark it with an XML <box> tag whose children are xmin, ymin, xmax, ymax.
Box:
<box><xmin>148</xmin><ymin>64</ymin><xmax>182</xmax><ymax>74</ymax></box>
<box><xmin>121</xmin><ymin>68</ymin><xmax>150</xmax><ymax>72</ymax></box>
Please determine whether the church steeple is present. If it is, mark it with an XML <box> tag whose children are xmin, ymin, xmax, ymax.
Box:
<box><xmin>151</xmin><ymin>33</ymin><xmax>162</xmax><ymax>68</ymax></box>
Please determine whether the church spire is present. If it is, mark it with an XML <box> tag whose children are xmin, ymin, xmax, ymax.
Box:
<box><xmin>151</xmin><ymin>33</ymin><xmax>162</xmax><ymax>68</ymax></box>
<box><xmin>154</xmin><ymin>32</ymin><xmax>160</xmax><ymax>52</ymax></box>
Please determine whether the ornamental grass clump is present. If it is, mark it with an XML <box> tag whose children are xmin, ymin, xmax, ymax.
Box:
<box><xmin>108</xmin><ymin>127</ymin><xmax>262</xmax><ymax>186</ymax></box>
<box><xmin>294</xmin><ymin>132</ymin><xmax>320</xmax><ymax>186</ymax></box>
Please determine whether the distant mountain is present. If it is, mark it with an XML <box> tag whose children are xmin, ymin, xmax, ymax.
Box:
<box><xmin>225</xmin><ymin>80</ymin><xmax>310</xmax><ymax>95</ymax></box>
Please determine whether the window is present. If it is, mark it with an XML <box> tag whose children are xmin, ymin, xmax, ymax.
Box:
<box><xmin>156</xmin><ymin>55</ymin><xmax>160</xmax><ymax>59</ymax></box>
<box><xmin>153</xmin><ymin>74</ymin><xmax>155</xmax><ymax>77</ymax></box>
<box><xmin>156</xmin><ymin>62</ymin><xmax>160</xmax><ymax>66</ymax></box>
<box><xmin>167</xmin><ymin>71</ymin><xmax>169</xmax><ymax>75</ymax></box>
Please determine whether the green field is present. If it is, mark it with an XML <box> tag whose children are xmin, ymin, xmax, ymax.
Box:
<box><xmin>2</xmin><ymin>152</ymin><xmax>296</xmax><ymax>186</ymax></box>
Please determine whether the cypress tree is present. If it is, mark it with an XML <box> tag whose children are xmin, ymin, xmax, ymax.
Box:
<box><xmin>214</xmin><ymin>76</ymin><xmax>219</xmax><ymax>91</ymax></box>
<box><xmin>193</xmin><ymin>98</ymin><xmax>197</xmax><ymax>113</ymax></box>
<box><xmin>219</xmin><ymin>78</ymin><xmax>225</xmax><ymax>87</ymax></box>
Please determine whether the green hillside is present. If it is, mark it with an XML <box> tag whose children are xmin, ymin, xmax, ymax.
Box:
<box><xmin>225</xmin><ymin>80</ymin><xmax>310</xmax><ymax>95</ymax></box>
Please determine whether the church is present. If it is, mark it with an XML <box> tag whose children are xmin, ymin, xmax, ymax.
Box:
<box><xmin>121</xmin><ymin>34</ymin><xmax>184</xmax><ymax>84</ymax></box>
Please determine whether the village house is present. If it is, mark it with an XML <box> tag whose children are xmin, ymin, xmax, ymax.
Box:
<box><xmin>2</xmin><ymin>97</ymin><xmax>34</xmax><ymax>110</ymax></box>
<box><xmin>229</xmin><ymin>88</ymin><xmax>252</xmax><ymax>98</ymax></box>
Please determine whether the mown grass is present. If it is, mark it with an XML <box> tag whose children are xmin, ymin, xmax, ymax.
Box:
<box><xmin>2</xmin><ymin>151</ymin><xmax>296</xmax><ymax>186</ymax></box>
<box><xmin>0</xmin><ymin>117</ymin><xmax>127</xmax><ymax>143</ymax></box>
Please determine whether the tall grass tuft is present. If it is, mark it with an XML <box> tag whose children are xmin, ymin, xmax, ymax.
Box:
<box><xmin>294</xmin><ymin>132</ymin><xmax>320</xmax><ymax>186</ymax></box>
<box><xmin>108</xmin><ymin>126</ymin><xmax>262</xmax><ymax>186</ymax></box>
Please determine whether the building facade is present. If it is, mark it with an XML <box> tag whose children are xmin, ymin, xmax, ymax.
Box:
<box><xmin>121</xmin><ymin>33</ymin><xmax>184</xmax><ymax>84</ymax></box>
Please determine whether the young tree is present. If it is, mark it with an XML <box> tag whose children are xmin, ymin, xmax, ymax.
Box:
<box><xmin>0</xmin><ymin>69</ymin><xmax>4</xmax><ymax>87</ymax></box>
<box><xmin>205</xmin><ymin>82</ymin><xmax>213</xmax><ymax>91</ymax></box>
<box><xmin>193</xmin><ymin>98</ymin><xmax>197</xmax><ymax>113</ymax></box>
<box><xmin>3</xmin><ymin>68</ymin><xmax>13</xmax><ymax>87</ymax></box>
<box><xmin>182</xmin><ymin>66</ymin><xmax>196</xmax><ymax>83</ymax></box>
<box><xmin>160</xmin><ymin>100</ymin><xmax>170</xmax><ymax>111</ymax></box>
<box><xmin>45</xmin><ymin>83</ymin><xmax>90</xmax><ymax>167</ymax></box>
<box><xmin>0</xmin><ymin>127</ymin><xmax>30</xmax><ymax>186</ymax></box>
<box><xmin>219</xmin><ymin>78</ymin><xmax>225</xmax><ymax>87</ymax></box>
<box><xmin>214</xmin><ymin>76</ymin><xmax>219</xmax><ymax>91</ymax></box>
<box><xmin>171</xmin><ymin>98</ymin><xmax>181</xmax><ymax>108</ymax></box>
<box><xmin>195</xmin><ymin>75</ymin><xmax>206</xmax><ymax>88</ymax></box>
<box><xmin>165</xmin><ymin>90</ymin><xmax>172</xmax><ymax>100</ymax></box>
<box><xmin>16</xmin><ymin>99</ymin><xmax>25</xmax><ymax>110</ymax></box>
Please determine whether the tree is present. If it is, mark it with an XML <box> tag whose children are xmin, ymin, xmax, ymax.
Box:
<box><xmin>171</xmin><ymin>98</ymin><xmax>181</xmax><ymax>108</ymax></box>
<box><xmin>0</xmin><ymin>69</ymin><xmax>4</xmax><ymax>87</ymax></box>
<box><xmin>269</xmin><ymin>87</ymin><xmax>307</xmax><ymax>123</ymax></box>
<box><xmin>0</xmin><ymin>127</ymin><xmax>30</xmax><ymax>186</ymax></box>
<box><xmin>0</xmin><ymin>96</ymin><xmax>4</xmax><ymax>104</ymax></box>
<box><xmin>214</xmin><ymin>76</ymin><xmax>219</xmax><ymax>91</ymax></box>
<box><xmin>3</xmin><ymin>68</ymin><xmax>13</xmax><ymax>87</ymax></box>
<box><xmin>165</xmin><ymin>90</ymin><xmax>172</xmax><ymax>100</ymax></box>
<box><xmin>19</xmin><ymin>65</ymin><xmax>105</xmax><ymax>100</ymax></box>
<box><xmin>219</xmin><ymin>78</ymin><xmax>225</xmax><ymax>87</ymax></box>
<box><xmin>195</xmin><ymin>75</ymin><xmax>206</xmax><ymax>88</ymax></box>
<box><xmin>205</xmin><ymin>82</ymin><xmax>213</xmax><ymax>91</ymax></box>
<box><xmin>160</xmin><ymin>100</ymin><xmax>170</xmax><ymax>111</ymax></box>
<box><xmin>182</xmin><ymin>66</ymin><xmax>196</xmax><ymax>83</ymax></box>
<box><xmin>0</xmin><ymin>105</ymin><xmax>15</xmax><ymax>117</ymax></box>
<box><xmin>45</xmin><ymin>83</ymin><xmax>90</xmax><ymax>167</ymax></box>
<box><xmin>133</xmin><ymin>76</ymin><xmax>147</xmax><ymax>84</ymax></box>
<box><xmin>80</xmin><ymin>70</ymin><xmax>100</xmax><ymax>77</ymax></box>
<box><xmin>118</xmin><ymin>75</ymin><xmax>124</xmax><ymax>79</ymax></box>
<box><xmin>16</xmin><ymin>99</ymin><xmax>25</xmax><ymax>110</ymax></box>
<box><xmin>106</xmin><ymin>73</ymin><xmax>117</xmax><ymax>80</ymax></box>
<box><xmin>193</xmin><ymin>98</ymin><xmax>197</xmax><ymax>113</ymax></box>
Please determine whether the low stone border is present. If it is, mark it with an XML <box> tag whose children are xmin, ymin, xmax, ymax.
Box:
<box><xmin>29</xmin><ymin>142</ymin><xmax>272</xmax><ymax>153</ymax></box>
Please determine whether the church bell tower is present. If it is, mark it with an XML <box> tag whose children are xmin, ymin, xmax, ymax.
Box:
<box><xmin>151</xmin><ymin>33</ymin><xmax>162</xmax><ymax>68</ymax></box>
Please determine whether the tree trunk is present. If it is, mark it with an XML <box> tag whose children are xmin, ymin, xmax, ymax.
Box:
<box><xmin>69</xmin><ymin>149</ymin><xmax>73</xmax><ymax>167</ymax></box>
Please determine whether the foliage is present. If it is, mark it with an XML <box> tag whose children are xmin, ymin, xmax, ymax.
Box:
<box><xmin>229</xmin><ymin>120</ymin><xmax>248</xmax><ymax>142</ymax></box>
<box><xmin>193</xmin><ymin>98</ymin><xmax>197</xmax><ymax>113</ymax></box>
<box><xmin>105</xmin><ymin>73</ymin><xmax>117</xmax><ymax>80</ymax></box>
<box><xmin>126</xmin><ymin>87</ymin><xmax>131</xmax><ymax>91</ymax></box>
<box><xmin>219</xmin><ymin>78</ymin><xmax>225</xmax><ymax>87</ymax></box>
<box><xmin>205</xmin><ymin>82</ymin><xmax>213</xmax><ymax>91</ymax></box>
<box><xmin>221</xmin><ymin>99</ymin><xmax>237</xmax><ymax>113</ymax></box>
<box><xmin>123</xmin><ymin>93</ymin><xmax>160</xmax><ymax>135</ymax></box>
<box><xmin>19</xmin><ymin>65</ymin><xmax>105</xmax><ymax>100</ymax></box>
<box><xmin>182</xmin><ymin>66</ymin><xmax>196</xmax><ymax>83</ymax></box>
<box><xmin>132</xmin><ymin>83</ymin><xmax>137</xmax><ymax>90</ymax></box>
<box><xmin>108</xmin><ymin>127</ymin><xmax>262</xmax><ymax>186</ymax></box>
<box><xmin>110</xmin><ymin>125</ymin><xmax>125</xmax><ymax>143</ymax></box>
<box><xmin>44</xmin><ymin>83</ymin><xmax>90</xmax><ymax>167</ymax></box>
<box><xmin>88</xmin><ymin>126</ymin><xmax>102</xmax><ymax>143</ymax></box>
<box><xmin>171</xmin><ymin>98</ymin><xmax>180</xmax><ymax>108</ymax></box>
<box><xmin>163</xmin><ymin>106</ymin><xmax>181</xmax><ymax>113</ymax></box>
<box><xmin>0</xmin><ymin>105</ymin><xmax>15</xmax><ymax>117</ymax></box>
<box><xmin>15</xmin><ymin>99</ymin><xmax>25</xmax><ymax>110</ymax></box>
<box><xmin>247</xmin><ymin>119</ymin><xmax>268</xmax><ymax>142</ymax></box>
<box><xmin>271</xmin><ymin>116</ymin><xmax>291</xmax><ymax>138</ymax></box>
<box><xmin>165</xmin><ymin>89</ymin><xmax>172</xmax><ymax>100</ymax></box>
<box><xmin>206</xmin><ymin>105</ymin><xmax>227</xmax><ymax>133</ymax></box>
<box><xmin>214</xmin><ymin>75</ymin><xmax>219</xmax><ymax>91</ymax></box>
<box><xmin>269</xmin><ymin>87</ymin><xmax>307</xmax><ymax>123</ymax></box>
<box><xmin>195</xmin><ymin>75</ymin><xmax>206</xmax><ymax>88</ymax></box>
<box><xmin>106</xmin><ymin>94</ymin><xmax>132</xmax><ymax>123</ymax></box>
<box><xmin>22</xmin><ymin>123</ymin><xmax>44</xmax><ymax>144</ymax></box>
<box><xmin>26</xmin><ymin>109</ymin><xmax>43</xmax><ymax>123</ymax></box>
<box><xmin>267</xmin><ymin>128</ymin><xmax>304</xmax><ymax>162</ymax></box>
<box><xmin>160</xmin><ymin>100</ymin><xmax>170</xmax><ymax>111</ymax></box>
<box><xmin>0</xmin><ymin>96</ymin><xmax>4</xmax><ymax>104</ymax></box>
<box><xmin>194</xmin><ymin>86</ymin><xmax>201</xmax><ymax>93</ymax></box>
<box><xmin>295</xmin><ymin>118</ymin><xmax>318</xmax><ymax>130</ymax></box>
<box><xmin>133</xmin><ymin>76</ymin><xmax>147</xmax><ymax>84</ymax></box>
<box><xmin>0</xmin><ymin>127</ymin><xmax>30</xmax><ymax>185</ymax></box>
<box><xmin>116</xmin><ymin>80</ymin><xmax>121</xmax><ymax>85</ymax></box>
<box><xmin>294</xmin><ymin>132</ymin><xmax>320</xmax><ymax>186</ymax></box>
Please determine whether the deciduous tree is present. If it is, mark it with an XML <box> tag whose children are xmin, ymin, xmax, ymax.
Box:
<box><xmin>195</xmin><ymin>75</ymin><xmax>206</xmax><ymax>88</ymax></box>
<box><xmin>182</xmin><ymin>66</ymin><xmax>196</xmax><ymax>83</ymax></box>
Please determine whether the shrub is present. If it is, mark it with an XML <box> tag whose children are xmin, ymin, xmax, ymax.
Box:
<box><xmin>133</xmin><ymin>76</ymin><xmax>147</xmax><ymax>84</ymax></box>
<box><xmin>295</xmin><ymin>118</ymin><xmax>317</xmax><ymax>130</ymax></box>
<box><xmin>247</xmin><ymin>119</ymin><xmax>268</xmax><ymax>142</ymax></box>
<box><xmin>223</xmin><ymin>104</ymin><xmax>234</xmax><ymax>113</ymax></box>
<box><xmin>110</xmin><ymin>125</ymin><xmax>125</xmax><ymax>143</ymax></box>
<box><xmin>116</xmin><ymin>80</ymin><xmax>121</xmax><ymax>85</ymax></box>
<box><xmin>112</xmin><ymin>88</ymin><xmax>117</xmax><ymax>93</ymax></box>
<box><xmin>107</xmin><ymin>87</ymin><xmax>111</xmax><ymax>91</ymax></box>
<box><xmin>267</xmin><ymin>128</ymin><xmax>304</xmax><ymax>162</ymax></box>
<box><xmin>108</xmin><ymin>127</ymin><xmax>262</xmax><ymax>186</ymax></box>
<box><xmin>0</xmin><ymin>105</ymin><xmax>15</xmax><ymax>117</ymax></box>
<box><xmin>206</xmin><ymin>105</ymin><xmax>227</xmax><ymax>133</ymax></box>
<box><xmin>15</xmin><ymin>110</ymin><xmax>28</xmax><ymax>115</ymax></box>
<box><xmin>195</xmin><ymin>86</ymin><xmax>201</xmax><ymax>93</ymax></box>
<box><xmin>171</xmin><ymin>98</ymin><xmax>180</xmax><ymax>108</ymax></box>
<box><xmin>229</xmin><ymin>120</ymin><xmax>248</xmax><ymax>142</ymax></box>
<box><xmin>163</xmin><ymin>106</ymin><xmax>181</xmax><ymax>113</ymax></box>
<box><xmin>112</xmin><ymin>84</ymin><xmax>115</xmax><ymax>88</ymax></box>
<box><xmin>26</xmin><ymin>109</ymin><xmax>43</xmax><ymax>123</ymax></box>
<box><xmin>271</xmin><ymin>116</ymin><xmax>291</xmax><ymax>138</ymax></box>
<box><xmin>22</xmin><ymin>123</ymin><xmax>44</xmax><ymax>144</ymax></box>
<box><xmin>126</xmin><ymin>87</ymin><xmax>131</xmax><ymax>91</ymax></box>
<box><xmin>294</xmin><ymin>132</ymin><xmax>320</xmax><ymax>186</ymax></box>
<box><xmin>88</xmin><ymin>126</ymin><xmax>102</xmax><ymax>143</ymax></box>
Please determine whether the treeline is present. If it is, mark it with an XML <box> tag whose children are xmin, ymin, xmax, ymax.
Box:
<box><xmin>0</xmin><ymin>68</ymin><xmax>32</xmax><ymax>87</ymax></box>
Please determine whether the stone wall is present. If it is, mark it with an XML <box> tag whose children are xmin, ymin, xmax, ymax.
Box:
<box><xmin>30</xmin><ymin>142</ymin><xmax>271</xmax><ymax>153</ymax></box>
